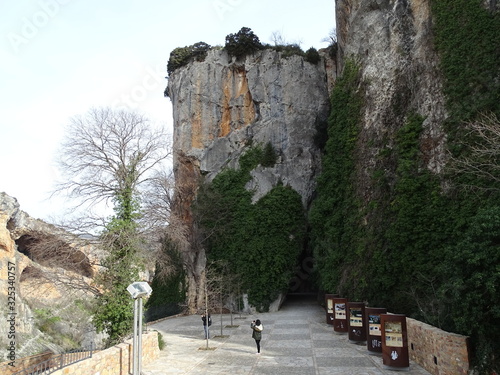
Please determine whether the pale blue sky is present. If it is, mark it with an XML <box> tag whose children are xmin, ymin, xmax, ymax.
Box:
<box><xmin>0</xmin><ymin>0</ymin><xmax>335</xmax><ymax>221</ymax></box>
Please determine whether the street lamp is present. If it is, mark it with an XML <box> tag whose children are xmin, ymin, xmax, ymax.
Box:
<box><xmin>127</xmin><ymin>281</ymin><xmax>152</xmax><ymax>375</ymax></box>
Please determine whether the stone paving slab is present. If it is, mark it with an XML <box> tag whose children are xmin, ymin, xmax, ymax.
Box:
<box><xmin>141</xmin><ymin>296</ymin><xmax>432</xmax><ymax>375</ymax></box>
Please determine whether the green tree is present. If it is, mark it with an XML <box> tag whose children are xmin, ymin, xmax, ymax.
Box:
<box><xmin>305</xmin><ymin>47</ymin><xmax>320</xmax><ymax>64</ymax></box>
<box><xmin>224</xmin><ymin>27</ymin><xmax>263</xmax><ymax>59</ymax></box>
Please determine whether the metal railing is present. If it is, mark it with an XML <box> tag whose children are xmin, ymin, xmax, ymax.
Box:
<box><xmin>13</xmin><ymin>344</ymin><xmax>94</xmax><ymax>375</ymax></box>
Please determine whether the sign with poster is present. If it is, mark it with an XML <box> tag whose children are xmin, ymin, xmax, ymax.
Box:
<box><xmin>332</xmin><ymin>297</ymin><xmax>348</xmax><ymax>333</ymax></box>
<box><xmin>381</xmin><ymin>314</ymin><xmax>409</xmax><ymax>369</ymax></box>
<box><xmin>384</xmin><ymin>321</ymin><xmax>403</xmax><ymax>347</ymax></box>
<box><xmin>365</xmin><ymin>307</ymin><xmax>387</xmax><ymax>354</ymax></box>
<box><xmin>347</xmin><ymin>302</ymin><xmax>366</xmax><ymax>342</ymax></box>
<box><xmin>369</xmin><ymin>314</ymin><xmax>382</xmax><ymax>335</ymax></box>
<box><xmin>335</xmin><ymin>303</ymin><xmax>346</xmax><ymax>319</ymax></box>
<box><xmin>325</xmin><ymin>294</ymin><xmax>337</xmax><ymax>325</ymax></box>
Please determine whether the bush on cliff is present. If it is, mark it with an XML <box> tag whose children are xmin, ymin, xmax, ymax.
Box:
<box><xmin>167</xmin><ymin>41</ymin><xmax>211</xmax><ymax>75</ymax></box>
<box><xmin>224</xmin><ymin>27</ymin><xmax>263</xmax><ymax>59</ymax></box>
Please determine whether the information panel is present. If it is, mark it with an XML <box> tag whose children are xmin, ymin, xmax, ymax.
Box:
<box><xmin>333</xmin><ymin>297</ymin><xmax>348</xmax><ymax>333</ymax></box>
<box><xmin>381</xmin><ymin>314</ymin><xmax>409</xmax><ymax>370</ymax></box>
<box><xmin>347</xmin><ymin>302</ymin><xmax>366</xmax><ymax>343</ymax></box>
<box><xmin>325</xmin><ymin>294</ymin><xmax>338</xmax><ymax>325</ymax></box>
<box><xmin>365</xmin><ymin>307</ymin><xmax>387</xmax><ymax>354</ymax></box>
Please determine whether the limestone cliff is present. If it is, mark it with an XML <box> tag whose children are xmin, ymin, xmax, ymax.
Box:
<box><xmin>0</xmin><ymin>192</ymin><xmax>102</xmax><ymax>361</ymax></box>
<box><xmin>336</xmin><ymin>0</ymin><xmax>447</xmax><ymax>180</ymax></box>
<box><xmin>168</xmin><ymin>0</ymin><xmax>450</xmax><ymax>312</ymax></box>
<box><xmin>168</xmin><ymin>48</ymin><xmax>333</xmax><ymax>310</ymax></box>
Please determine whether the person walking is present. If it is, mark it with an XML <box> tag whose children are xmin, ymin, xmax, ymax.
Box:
<box><xmin>251</xmin><ymin>319</ymin><xmax>263</xmax><ymax>354</ymax></box>
<box><xmin>201</xmin><ymin>313</ymin><xmax>211</xmax><ymax>339</ymax></box>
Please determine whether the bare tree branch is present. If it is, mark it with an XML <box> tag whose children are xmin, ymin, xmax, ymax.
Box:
<box><xmin>448</xmin><ymin>112</ymin><xmax>500</xmax><ymax>189</ymax></box>
<box><xmin>53</xmin><ymin>107</ymin><xmax>172</xmax><ymax>210</ymax></box>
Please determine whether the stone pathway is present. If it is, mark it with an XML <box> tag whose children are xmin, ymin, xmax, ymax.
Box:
<box><xmin>142</xmin><ymin>296</ymin><xmax>431</xmax><ymax>375</ymax></box>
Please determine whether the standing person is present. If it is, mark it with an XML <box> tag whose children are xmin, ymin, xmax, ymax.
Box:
<box><xmin>251</xmin><ymin>319</ymin><xmax>263</xmax><ymax>354</ymax></box>
<box><xmin>201</xmin><ymin>313</ymin><xmax>211</xmax><ymax>339</ymax></box>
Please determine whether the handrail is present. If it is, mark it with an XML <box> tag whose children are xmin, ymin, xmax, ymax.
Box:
<box><xmin>12</xmin><ymin>344</ymin><xmax>93</xmax><ymax>375</ymax></box>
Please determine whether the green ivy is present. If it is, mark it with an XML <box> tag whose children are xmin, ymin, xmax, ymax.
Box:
<box><xmin>195</xmin><ymin>145</ymin><xmax>305</xmax><ymax>311</ymax></box>
<box><xmin>442</xmin><ymin>206</ymin><xmax>500</xmax><ymax>373</ymax></box>
<box><xmin>430</xmin><ymin>1</ymin><xmax>500</xmax><ymax>372</ymax></box>
<box><xmin>145</xmin><ymin>238</ymin><xmax>186</xmax><ymax>321</ymax></box>
<box><xmin>93</xmin><ymin>192</ymin><xmax>142</xmax><ymax>347</ymax></box>
<box><xmin>309</xmin><ymin>60</ymin><xmax>363</xmax><ymax>294</ymax></box>
<box><xmin>431</xmin><ymin>0</ymin><xmax>500</xmax><ymax>121</ymax></box>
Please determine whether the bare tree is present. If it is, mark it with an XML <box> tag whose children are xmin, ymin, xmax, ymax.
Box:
<box><xmin>54</xmin><ymin>107</ymin><xmax>172</xmax><ymax>213</ymax></box>
<box><xmin>199</xmin><ymin>261</ymin><xmax>224</xmax><ymax>349</ymax></box>
<box><xmin>270</xmin><ymin>30</ymin><xmax>287</xmax><ymax>45</ymax></box>
<box><xmin>141</xmin><ymin>169</ymin><xmax>176</xmax><ymax>230</ymax></box>
<box><xmin>321</xmin><ymin>28</ymin><xmax>337</xmax><ymax>45</ymax></box>
<box><xmin>49</xmin><ymin>107</ymin><xmax>174</xmax><ymax>345</ymax></box>
<box><xmin>449</xmin><ymin>112</ymin><xmax>500</xmax><ymax>189</ymax></box>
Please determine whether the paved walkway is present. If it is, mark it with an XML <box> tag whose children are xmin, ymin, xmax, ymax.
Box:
<box><xmin>142</xmin><ymin>295</ymin><xmax>431</xmax><ymax>375</ymax></box>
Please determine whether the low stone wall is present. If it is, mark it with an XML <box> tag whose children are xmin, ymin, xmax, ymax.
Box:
<box><xmin>406</xmin><ymin>318</ymin><xmax>470</xmax><ymax>375</ymax></box>
<box><xmin>51</xmin><ymin>331</ymin><xmax>159</xmax><ymax>375</ymax></box>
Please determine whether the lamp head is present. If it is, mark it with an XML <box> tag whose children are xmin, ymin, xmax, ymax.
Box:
<box><xmin>127</xmin><ymin>282</ymin><xmax>152</xmax><ymax>299</ymax></box>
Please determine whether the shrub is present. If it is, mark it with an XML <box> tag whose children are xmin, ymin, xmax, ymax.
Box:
<box><xmin>156</xmin><ymin>330</ymin><xmax>166</xmax><ymax>350</ymax></box>
<box><xmin>305</xmin><ymin>47</ymin><xmax>321</xmax><ymax>64</ymax></box>
<box><xmin>261</xmin><ymin>142</ymin><xmax>277</xmax><ymax>167</ymax></box>
<box><xmin>224</xmin><ymin>27</ymin><xmax>263</xmax><ymax>59</ymax></box>
<box><xmin>274</xmin><ymin>43</ymin><xmax>304</xmax><ymax>59</ymax></box>
<box><xmin>167</xmin><ymin>41</ymin><xmax>211</xmax><ymax>74</ymax></box>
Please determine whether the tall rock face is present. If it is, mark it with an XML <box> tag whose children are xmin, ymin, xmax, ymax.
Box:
<box><xmin>168</xmin><ymin>49</ymin><xmax>332</xmax><ymax>310</ymax></box>
<box><xmin>169</xmin><ymin>49</ymin><xmax>331</xmax><ymax>202</ymax></box>
<box><xmin>336</xmin><ymin>0</ymin><xmax>447</xmax><ymax>179</ymax></box>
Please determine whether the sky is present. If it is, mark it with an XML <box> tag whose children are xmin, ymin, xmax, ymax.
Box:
<box><xmin>0</xmin><ymin>0</ymin><xmax>335</xmax><ymax>222</ymax></box>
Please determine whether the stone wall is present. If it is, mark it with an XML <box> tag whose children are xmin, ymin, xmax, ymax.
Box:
<box><xmin>407</xmin><ymin>318</ymin><xmax>470</xmax><ymax>375</ymax></box>
<box><xmin>51</xmin><ymin>331</ymin><xmax>159</xmax><ymax>375</ymax></box>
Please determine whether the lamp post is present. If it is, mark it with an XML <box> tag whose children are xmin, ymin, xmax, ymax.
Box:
<box><xmin>127</xmin><ymin>281</ymin><xmax>152</xmax><ymax>375</ymax></box>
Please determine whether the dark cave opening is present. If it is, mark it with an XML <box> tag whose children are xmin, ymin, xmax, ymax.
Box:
<box><xmin>15</xmin><ymin>233</ymin><xmax>94</xmax><ymax>278</ymax></box>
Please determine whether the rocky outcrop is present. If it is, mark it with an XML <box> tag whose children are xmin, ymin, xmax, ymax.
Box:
<box><xmin>168</xmin><ymin>48</ymin><xmax>333</xmax><ymax>310</ymax></box>
<box><xmin>0</xmin><ymin>192</ymin><xmax>102</xmax><ymax>360</ymax></box>
<box><xmin>169</xmin><ymin>49</ymin><xmax>332</xmax><ymax>204</ymax></box>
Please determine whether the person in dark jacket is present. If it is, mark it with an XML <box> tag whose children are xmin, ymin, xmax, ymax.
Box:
<box><xmin>251</xmin><ymin>319</ymin><xmax>263</xmax><ymax>354</ymax></box>
<box><xmin>201</xmin><ymin>313</ymin><xmax>211</xmax><ymax>339</ymax></box>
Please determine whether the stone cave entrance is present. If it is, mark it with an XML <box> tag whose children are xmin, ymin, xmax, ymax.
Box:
<box><xmin>287</xmin><ymin>249</ymin><xmax>317</xmax><ymax>296</ymax></box>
